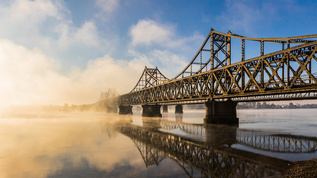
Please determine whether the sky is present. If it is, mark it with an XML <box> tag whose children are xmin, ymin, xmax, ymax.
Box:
<box><xmin>0</xmin><ymin>0</ymin><xmax>317</xmax><ymax>106</ymax></box>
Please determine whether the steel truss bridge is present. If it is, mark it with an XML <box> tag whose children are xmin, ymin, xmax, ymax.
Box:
<box><xmin>119</xmin><ymin>29</ymin><xmax>317</xmax><ymax>105</ymax></box>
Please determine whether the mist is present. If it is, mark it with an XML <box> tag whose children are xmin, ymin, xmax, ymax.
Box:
<box><xmin>0</xmin><ymin>39</ymin><xmax>147</xmax><ymax>108</ymax></box>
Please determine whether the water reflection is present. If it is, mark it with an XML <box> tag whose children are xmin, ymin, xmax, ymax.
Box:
<box><xmin>111</xmin><ymin>114</ymin><xmax>317</xmax><ymax>177</ymax></box>
<box><xmin>118</xmin><ymin>120</ymin><xmax>293</xmax><ymax>177</ymax></box>
<box><xmin>237</xmin><ymin>131</ymin><xmax>317</xmax><ymax>153</ymax></box>
<box><xmin>1</xmin><ymin>111</ymin><xmax>317</xmax><ymax>177</ymax></box>
<box><xmin>159</xmin><ymin>119</ymin><xmax>317</xmax><ymax>154</ymax></box>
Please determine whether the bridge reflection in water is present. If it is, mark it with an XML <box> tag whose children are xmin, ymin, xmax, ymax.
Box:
<box><xmin>115</xmin><ymin>117</ymin><xmax>317</xmax><ymax>177</ymax></box>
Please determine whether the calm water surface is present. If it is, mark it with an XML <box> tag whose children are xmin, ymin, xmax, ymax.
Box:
<box><xmin>0</xmin><ymin>109</ymin><xmax>317</xmax><ymax>177</ymax></box>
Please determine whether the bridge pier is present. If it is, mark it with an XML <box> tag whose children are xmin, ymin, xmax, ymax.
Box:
<box><xmin>162</xmin><ymin>105</ymin><xmax>168</xmax><ymax>113</ymax></box>
<box><xmin>118</xmin><ymin>105</ymin><xmax>133</xmax><ymax>115</ymax></box>
<box><xmin>204</xmin><ymin>100</ymin><xmax>238</xmax><ymax>126</ymax></box>
<box><xmin>142</xmin><ymin>105</ymin><xmax>162</xmax><ymax>117</ymax></box>
<box><xmin>175</xmin><ymin>104</ymin><xmax>183</xmax><ymax>113</ymax></box>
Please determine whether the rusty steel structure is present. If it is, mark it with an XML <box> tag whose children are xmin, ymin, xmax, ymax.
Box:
<box><xmin>119</xmin><ymin>29</ymin><xmax>317</xmax><ymax>105</ymax></box>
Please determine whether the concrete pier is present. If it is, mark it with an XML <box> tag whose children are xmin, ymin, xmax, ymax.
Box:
<box><xmin>162</xmin><ymin>105</ymin><xmax>168</xmax><ymax>113</ymax></box>
<box><xmin>175</xmin><ymin>104</ymin><xmax>183</xmax><ymax>113</ymax></box>
<box><xmin>142</xmin><ymin>105</ymin><xmax>162</xmax><ymax>117</ymax></box>
<box><xmin>118</xmin><ymin>105</ymin><xmax>133</xmax><ymax>115</ymax></box>
<box><xmin>204</xmin><ymin>100</ymin><xmax>238</xmax><ymax>126</ymax></box>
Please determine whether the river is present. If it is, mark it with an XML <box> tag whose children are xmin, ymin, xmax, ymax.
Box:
<box><xmin>0</xmin><ymin>108</ymin><xmax>316</xmax><ymax>177</ymax></box>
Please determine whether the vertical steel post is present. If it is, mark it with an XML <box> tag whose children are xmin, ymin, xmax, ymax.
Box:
<box><xmin>261</xmin><ymin>41</ymin><xmax>264</xmax><ymax>56</ymax></box>
<box><xmin>261</xmin><ymin>60</ymin><xmax>264</xmax><ymax>88</ymax></box>
<box><xmin>225</xmin><ymin>36</ymin><xmax>227</xmax><ymax>66</ymax></box>
<box><xmin>309</xmin><ymin>60</ymin><xmax>312</xmax><ymax>84</ymax></box>
<box><xmin>155</xmin><ymin>68</ymin><xmax>158</xmax><ymax>86</ymax></box>
<box><xmin>227</xmin><ymin>35</ymin><xmax>231</xmax><ymax>65</ymax></box>
<box><xmin>282</xmin><ymin>48</ymin><xmax>285</xmax><ymax>85</ymax></box>
<box><xmin>227</xmin><ymin>34</ymin><xmax>231</xmax><ymax>91</ymax></box>
<box><xmin>210</xmin><ymin>30</ymin><xmax>214</xmax><ymax>95</ymax></box>
<box><xmin>241</xmin><ymin>39</ymin><xmax>245</xmax><ymax>89</ymax></box>
<box><xmin>287</xmin><ymin>52</ymin><xmax>290</xmax><ymax>87</ymax></box>
<box><xmin>241</xmin><ymin>39</ymin><xmax>245</xmax><ymax>61</ymax></box>
<box><xmin>282</xmin><ymin>61</ymin><xmax>285</xmax><ymax>83</ymax></box>
<box><xmin>145</xmin><ymin>70</ymin><xmax>147</xmax><ymax>88</ymax></box>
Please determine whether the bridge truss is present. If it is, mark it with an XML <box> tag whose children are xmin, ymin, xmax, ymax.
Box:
<box><xmin>120</xmin><ymin>29</ymin><xmax>317</xmax><ymax>105</ymax></box>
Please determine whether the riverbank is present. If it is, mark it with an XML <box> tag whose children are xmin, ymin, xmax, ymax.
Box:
<box><xmin>284</xmin><ymin>159</ymin><xmax>317</xmax><ymax>177</ymax></box>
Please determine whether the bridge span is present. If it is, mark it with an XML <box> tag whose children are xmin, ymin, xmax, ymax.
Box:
<box><xmin>118</xmin><ymin>28</ymin><xmax>317</xmax><ymax>125</ymax></box>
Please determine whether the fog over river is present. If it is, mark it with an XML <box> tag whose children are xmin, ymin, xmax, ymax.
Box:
<box><xmin>0</xmin><ymin>108</ymin><xmax>316</xmax><ymax>177</ymax></box>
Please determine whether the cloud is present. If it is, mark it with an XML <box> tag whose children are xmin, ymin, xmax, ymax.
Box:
<box><xmin>0</xmin><ymin>0</ymin><xmax>62</xmax><ymax>25</ymax></box>
<box><xmin>96</xmin><ymin>0</ymin><xmax>119</xmax><ymax>14</ymax></box>
<box><xmin>0</xmin><ymin>0</ymin><xmax>109</xmax><ymax>62</ymax></box>
<box><xmin>149</xmin><ymin>50</ymin><xmax>188</xmax><ymax>77</ymax></box>
<box><xmin>0</xmin><ymin>1</ymin><xmax>203</xmax><ymax>107</ymax></box>
<box><xmin>128</xmin><ymin>19</ymin><xmax>206</xmax><ymax>78</ymax></box>
<box><xmin>130</xmin><ymin>19</ymin><xmax>174</xmax><ymax>46</ymax></box>
<box><xmin>0</xmin><ymin>39</ymin><xmax>61</xmax><ymax>105</ymax></box>
<box><xmin>54</xmin><ymin>21</ymin><xmax>101</xmax><ymax>49</ymax></box>
<box><xmin>129</xmin><ymin>19</ymin><xmax>204</xmax><ymax>49</ymax></box>
<box><xmin>0</xmin><ymin>39</ymin><xmax>145</xmax><ymax>106</ymax></box>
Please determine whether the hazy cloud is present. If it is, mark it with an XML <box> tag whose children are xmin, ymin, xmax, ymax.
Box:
<box><xmin>96</xmin><ymin>0</ymin><xmax>119</xmax><ymax>14</ymax></box>
<box><xmin>149</xmin><ymin>50</ymin><xmax>188</xmax><ymax>77</ymax></box>
<box><xmin>54</xmin><ymin>21</ymin><xmax>101</xmax><ymax>49</ymax></box>
<box><xmin>129</xmin><ymin>19</ymin><xmax>204</xmax><ymax>49</ymax></box>
<box><xmin>0</xmin><ymin>40</ymin><xmax>145</xmax><ymax>106</ymax></box>
<box><xmin>0</xmin><ymin>1</ymin><xmax>203</xmax><ymax>106</ymax></box>
<box><xmin>0</xmin><ymin>0</ymin><xmax>109</xmax><ymax>61</ymax></box>
<box><xmin>130</xmin><ymin>19</ymin><xmax>174</xmax><ymax>47</ymax></box>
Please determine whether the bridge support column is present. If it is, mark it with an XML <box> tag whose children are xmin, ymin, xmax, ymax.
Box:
<box><xmin>162</xmin><ymin>105</ymin><xmax>168</xmax><ymax>113</ymax></box>
<box><xmin>204</xmin><ymin>100</ymin><xmax>238</xmax><ymax>126</ymax></box>
<box><xmin>175</xmin><ymin>104</ymin><xmax>183</xmax><ymax>113</ymax></box>
<box><xmin>142</xmin><ymin>105</ymin><xmax>162</xmax><ymax>117</ymax></box>
<box><xmin>119</xmin><ymin>105</ymin><xmax>133</xmax><ymax>115</ymax></box>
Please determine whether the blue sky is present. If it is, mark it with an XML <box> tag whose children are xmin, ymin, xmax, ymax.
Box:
<box><xmin>0</xmin><ymin>0</ymin><xmax>316</xmax><ymax>105</ymax></box>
